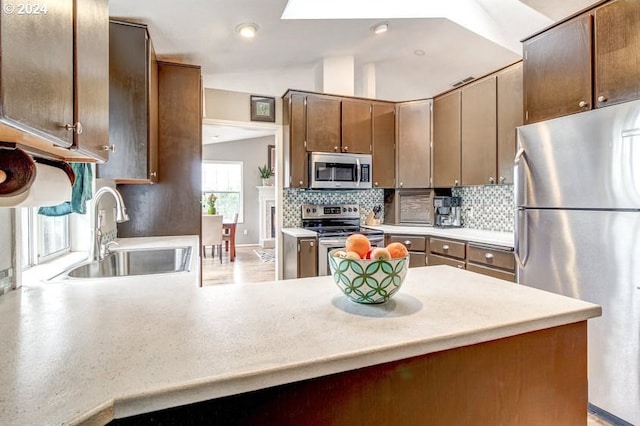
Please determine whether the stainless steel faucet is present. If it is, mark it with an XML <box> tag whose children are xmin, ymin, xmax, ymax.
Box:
<box><xmin>91</xmin><ymin>186</ymin><xmax>129</xmax><ymax>261</ymax></box>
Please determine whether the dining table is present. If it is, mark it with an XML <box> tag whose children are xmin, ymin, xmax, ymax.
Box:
<box><xmin>223</xmin><ymin>219</ymin><xmax>237</xmax><ymax>261</ymax></box>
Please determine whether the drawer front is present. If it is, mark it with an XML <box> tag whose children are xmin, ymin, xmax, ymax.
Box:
<box><xmin>427</xmin><ymin>253</ymin><xmax>466</xmax><ymax>269</ymax></box>
<box><xmin>467</xmin><ymin>263</ymin><xmax>515</xmax><ymax>282</ymax></box>
<box><xmin>408</xmin><ymin>251</ymin><xmax>427</xmax><ymax>268</ymax></box>
<box><xmin>429</xmin><ymin>238</ymin><xmax>466</xmax><ymax>259</ymax></box>
<box><xmin>467</xmin><ymin>245</ymin><xmax>515</xmax><ymax>271</ymax></box>
<box><xmin>388</xmin><ymin>235</ymin><xmax>426</xmax><ymax>252</ymax></box>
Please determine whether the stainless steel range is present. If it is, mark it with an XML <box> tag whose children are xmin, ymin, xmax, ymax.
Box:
<box><xmin>301</xmin><ymin>203</ymin><xmax>384</xmax><ymax>276</ymax></box>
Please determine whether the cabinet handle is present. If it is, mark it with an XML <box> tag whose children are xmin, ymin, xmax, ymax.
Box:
<box><xmin>334</xmin><ymin>146</ymin><xmax>339</xmax><ymax>152</ymax></box>
<box><xmin>343</xmin><ymin>146</ymin><xmax>349</xmax><ymax>152</ymax></box>
<box><xmin>499</xmin><ymin>176</ymin><xmax>506</xmax><ymax>184</ymax></box>
<box><xmin>310</xmin><ymin>241</ymin><xmax>314</xmax><ymax>247</ymax></box>
<box><xmin>101</xmin><ymin>145</ymin><xmax>116</xmax><ymax>153</ymax></box>
<box><xmin>597</xmin><ymin>95</ymin><xmax>607</xmax><ymax>103</ymax></box>
<box><xmin>454</xmin><ymin>180</ymin><xmax>459</xmax><ymax>186</ymax></box>
<box><xmin>150</xmin><ymin>171</ymin><xmax>157</xmax><ymax>178</ymax></box>
<box><xmin>299</xmin><ymin>180</ymin><xmax>303</xmax><ymax>186</ymax></box>
<box><xmin>399</xmin><ymin>182</ymin><xmax>404</xmax><ymax>187</ymax></box>
<box><xmin>374</xmin><ymin>182</ymin><xmax>379</xmax><ymax>187</ymax></box>
<box><xmin>457</xmin><ymin>265</ymin><xmax>464</xmax><ymax>269</ymax></box>
<box><xmin>578</xmin><ymin>100</ymin><xmax>588</xmax><ymax>108</ymax></box>
<box><xmin>64</xmin><ymin>122</ymin><xmax>83</xmax><ymax>135</ymax></box>
<box><xmin>484</xmin><ymin>253</ymin><xmax>494</xmax><ymax>260</ymax></box>
<box><xmin>442</xmin><ymin>245</ymin><xmax>450</xmax><ymax>251</ymax></box>
<box><xmin>488</xmin><ymin>176</ymin><xmax>495</xmax><ymax>184</ymax></box>
<box><xmin>403</xmin><ymin>240</ymin><xmax>412</xmax><ymax>246</ymax></box>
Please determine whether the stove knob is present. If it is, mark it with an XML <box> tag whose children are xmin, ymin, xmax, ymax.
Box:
<box><xmin>312</xmin><ymin>208</ymin><xmax>317</xmax><ymax>213</ymax></box>
<box><xmin>306</xmin><ymin>208</ymin><xmax>311</xmax><ymax>213</ymax></box>
<box><xmin>348</xmin><ymin>207</ymin><xmax>352</xmax><ymax>212</ymax></box>
<box><xmin>342</xmin><ymin>207</ymin><xmax>347</xmax><ymax>213</ymax></box>
<box><xmin>353</xmin><ymin>207</ymin><xmax>358</xmax><ymax>212</ymax></box>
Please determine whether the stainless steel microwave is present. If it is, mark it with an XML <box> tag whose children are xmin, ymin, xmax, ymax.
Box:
<box><xmin>309</xmin><ymin>152</ymin><xmax>372</xmax><ymax>189</ymax></box>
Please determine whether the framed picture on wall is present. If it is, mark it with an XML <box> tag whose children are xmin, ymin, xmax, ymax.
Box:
<box><xmin>250</xmin><ymin>95</ymin><xmax>276</xmax><ymax>122</ymax></box>
<box><xmin>267</xmin><ymin>144</ymin><xmax>275</xmax><ymax>174</ymax></box>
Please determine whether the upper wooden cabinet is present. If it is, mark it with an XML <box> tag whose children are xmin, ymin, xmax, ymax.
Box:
<box><xmin>305</xmin><ymin>95</ymin><xmax>341</xmax><ymax>153</ymax></box>
<box><xmin>496</xmin><ymin>62</ymin><xmax>523</xmax><ymax>184</ymax></box>
<box><xmin>396</xmin><ymin>100</ymin><xmax>431</xmax><ymax>189</ymax></box>
<box><xmin>461</xmin><ymin>76</ymin><xmax>497</xmax><ymax>186</ymax></box>
<box><xmin>98</xmin><ymin>20</ymin><xmax>159</xmax><ymax>183</ymax></box>
<box><xmin>523</xmin><ymin>0</ymin><xmax>640</xmax><ymax>123</ymax></box>
<box><xmin>283</xmin><ymin>93</ymin><xmax>308</xmax><ymax>188</ymax></box>
<box><xmin>341</xmin><ymin>99</ymin><xmax>372</xmax><ymax>154</ymax></box>
<box><xmin>434</xmin><ymin>62</ymin><xmax>522</xmax><ymax>187</ymax></box>
<box><xmin>0</xmin><ymin>0</ymin><xmax>109</xmax><ymax>162</ymax></box>
<box><xmin>594</xmin><ymin>0</ymin><xmax>640</xmax><ymax>108</ymax></box>
<box><xmin>372</xmin><ymin>103</ymin><xmax>395</xmax><ymax>188</ymax></box>
<box><xmin>523</xmin><ymin>14</ymin><xmax>593</xmax><ymax>124</ymax></box>
<box><xmin>433</xmin><ymin>91</ymin><xmax>461</xmax><ymax>188</ymax></box>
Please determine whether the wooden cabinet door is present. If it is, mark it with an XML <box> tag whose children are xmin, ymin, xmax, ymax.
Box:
<box><xmin>306</xmin><ymin>95</ymin><xmax>341</xmax><ymax>153</ymax></box>
<box><xmin>298</xmin><ymin>238</ymin><xmax>318</xmax><ymax>278</ymax></box>
<box><xmin>433</xmin><ymin>91</ymin><xmax>461</xmax><ymax>188</ymax></box>
<box><xmin>287</xmin><ymin>94</ymin><xmax>308</xmax><ymax>188</ymax></box>
<box><xmin>74</xmin><ymin>0</ymin><xmax>109</xmax><ymax>162</ymax></box>
<box><xmin>372</xmin><ymin>103</ymin><xmax>395</xmax><ymax>188</ymax></box>
<box><xmin>523</xmin><ymin>14</ymin><xmax>592</xmax><ymax>124</ymax></box>
<box><xmin>594</xmin><ymin>0</ymin><xmax>640</xmax><ymax>108</ymax></box>
<box><xmin>496</xmin><ymin>63</ymin><xmax>523</xmax><ymax>185</ymax></box>
<box><xmin>0</xmin><ymin>0</ymin><xmax>74</xmax><ymax>147</ymax></box>
<box><xmin>342</xmin><ymin>99</ymin><xmax>372</xmax><ymax>154</ymax></box>
<box><xmin>461</xmin><ymin>77</ymin><xmax>497</xmax><ymax>186</ymax></box>
<box><xmin>397</xmin><ymin>101</ymin><xmax>431</xmax><ymax>188</ymax></box>
<box><xmin>99</xmin><ymin>21</ymin><xmax>158</xmax><ymax>182</ymax></box>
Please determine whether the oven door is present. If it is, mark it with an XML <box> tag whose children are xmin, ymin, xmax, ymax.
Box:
<box><xmin>317</xmin><ymin>235</ymin><xmax>384</xmax><ymax>276</ymax></box>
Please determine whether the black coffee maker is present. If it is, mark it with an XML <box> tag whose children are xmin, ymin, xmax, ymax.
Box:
<box><xmin>433</xmin><ymin>196</ymin><xmax>462</xmax><ymax>228</ymax></box>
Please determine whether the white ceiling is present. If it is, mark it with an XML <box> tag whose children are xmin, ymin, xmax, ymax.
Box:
<box><xmin>108</xmin><ymin>0</ymin><xmax>599</xmax><ymax>142</ymax></box>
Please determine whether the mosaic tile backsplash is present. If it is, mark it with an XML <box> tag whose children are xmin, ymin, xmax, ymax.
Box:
<box><xmin>452</xmin><ymin>185</ymin><xmax>514</xmax><ymax>232</ymax></box>
<box><xmin>283</xmin><ymin>189</ymin><xmax>384</xmax><ymax>228</ymax></box>
<box><xmin>283</xmin><ymin>185</ymin><xmax>514</xmax><ymax>232</ymax></box>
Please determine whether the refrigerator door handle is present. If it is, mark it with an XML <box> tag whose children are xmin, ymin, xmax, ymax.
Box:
<box><xmin>515</xmin><ymin>207</ymin><xmax>529</xmax><ymax>270</ymax></box>
<box><xmin>514</xmin><ymin>147</ymin><xmax>527</xmax><ymax>207</ymax></box>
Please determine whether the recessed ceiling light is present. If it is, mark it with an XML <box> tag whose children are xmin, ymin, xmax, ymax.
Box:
<box><xmin>371</xmin><ymin>22</ymin><xmax>389</xmax><ymax>35</ymax></box>
<box><xmin>236</xmin><ymin>23</ymin><xmax>258</xmax><ymax>39</ymax></box>
<box><xmin>414</xmin><ymin>49</ymin><xmax>425</xmax><ymax>56</ymax></box>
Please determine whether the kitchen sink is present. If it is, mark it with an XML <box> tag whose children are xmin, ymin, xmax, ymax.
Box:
<box><xmin>55</xmin><ymin>247</ymin><xmax>192</xmax><ymax>279</ymax></box>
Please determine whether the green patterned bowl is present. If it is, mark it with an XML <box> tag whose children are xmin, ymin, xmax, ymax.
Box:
<box><xmin>328</xmin><ymin>249</ymin><xmax>409</xmax><ymax>304</ymax></box>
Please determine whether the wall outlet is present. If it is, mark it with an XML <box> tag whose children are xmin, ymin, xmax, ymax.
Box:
<box><xmin>466</xmin><ymin>207</ymin><xmax>473</xmax><ymax>219</ymax></box>
<box><xmin>243</xmin><ymin>230</ymin><xmax>248</xmax><ymax>235</ymax></box>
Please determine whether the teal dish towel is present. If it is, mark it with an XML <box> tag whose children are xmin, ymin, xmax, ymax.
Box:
<box><xmin>38</xmin><ymin>163</ymin><xmax>93</xmax><ymax>216</ymax></box>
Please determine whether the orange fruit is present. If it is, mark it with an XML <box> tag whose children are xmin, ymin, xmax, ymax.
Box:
<box><xmin>345</xmin><ymin>233</ymin><xmax>371</xmax><ymax>259</ymax></box>
<box><xmin>386</xmin><ymin>242</ymin><xmax>409</xmax><ymax>258</ymax></box>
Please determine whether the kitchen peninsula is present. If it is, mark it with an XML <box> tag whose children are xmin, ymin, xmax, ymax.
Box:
<box><xmin>0</xmin><ymin>259</ymin><xmax>599</xmax><ymax>425</ymax></box>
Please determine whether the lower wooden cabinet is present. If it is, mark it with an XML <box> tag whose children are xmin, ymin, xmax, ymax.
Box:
<box><xmin>386</xmin><ymin>234</ymin><xmax>426</xmax><ymax>268</ymax></box>
<box><xmin>283</xmin><ymin>233</ymin><xmax>318</xmax><ymax>279</ymax></box>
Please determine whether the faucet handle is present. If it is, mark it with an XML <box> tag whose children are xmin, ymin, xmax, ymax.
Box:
<box><xmin>100</xmin><ymin>240</ymin><xmax>119</xmax><ymax>258</ymax></box>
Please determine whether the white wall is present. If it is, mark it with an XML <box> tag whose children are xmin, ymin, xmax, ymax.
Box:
<box><xmin>202</xmin><ymin>135</ymin><xmax>275</xmax><ymax>245</ymax></box>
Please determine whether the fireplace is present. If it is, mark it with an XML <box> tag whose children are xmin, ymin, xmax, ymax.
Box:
<box><xmin>257</xmin><ymin>186</ymin><xmax>276</xmax><ymax>248</ymax></box>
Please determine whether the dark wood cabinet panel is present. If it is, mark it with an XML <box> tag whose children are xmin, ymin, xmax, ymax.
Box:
<box><xmin>74</xmin><ymin>0</ymin><xmax>109</xmax><ymax>162</ymax></box>
<box><xmin>305</xmin><ymin>96</ymin><xmax>341</xmax><ymax>153</ymax></box>
<box><xmin>118</xmin><ymin>63</ymin><xmax>202</xmax><ymax>238</ymax></box>
<box><xmin>0</xmin><ymin>1</ymin><xmax>74</xmax><ymax>147</ymax></box>
<box><xmin>433</xmin><ymin>91</ymin><xmax>461</xmax><ymax>188</ymax></box>
<box><xmin>99</xmin><ymin>21</ymin><xmax>158</xmax><ymax>183</ymax></box>
<box><xmin>341</xmin><ymin>99</ymin><xmax>372</xmax><ymax>154</ymax></box>
<box><xmin>461</xmin><ymin>77</ymin><xmax>497</xmax><ymax>186</ymax></box>
<box><xmin>523</xmin><ymin>14</ymin><xmax>592</xmax><ymax>124</ymax></box>
<box><xmin>372</xmin><ymin>103</ymin><xmax>395</xmax><ymax>188</ymax></box>
<box><xmin>594</xmin><ymin>0</ymin><xmax>640</xmax><ymax>108</ymax></box>
<box><xmin>397</xmin><ymin>101</ymin><xmax>431</xmax><ymax>188</ymax></box>
<box><xmin>285</xmin><ymin>94</ymin><xmax>308</xmax><ymax>188</ymax></box>
<box><xmin>283</xmin><ymin>234</ymin><xmax>317</xmax><ymax>278</ymax></box>
<box><xmin>496</xmin><ymin>63</ymin><xmax>523</xmax><ymax>185</ymax></box>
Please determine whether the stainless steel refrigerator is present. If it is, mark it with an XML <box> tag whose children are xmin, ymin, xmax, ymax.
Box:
<box><xmin>516</xmin><ymin>99</ymin><xmax>640</xmax><ymax>425</ymax></box>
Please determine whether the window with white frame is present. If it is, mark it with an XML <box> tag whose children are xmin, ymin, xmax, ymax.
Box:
<box><xmin>202</xmin><ymin>161</ymin><xmax>243</xmax><ymax>222</ymax></box>
<box><xmin>21</xmin><ymin>208</ymin><xmax>70</xmax><ymax>268</ymax></box>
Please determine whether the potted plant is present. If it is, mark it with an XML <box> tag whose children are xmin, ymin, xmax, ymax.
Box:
<box><xmin>203</xmin><ymin>193</ymin><xmax>217</xmax><ymax>215</ymax></box>
<box><xmin>258</xmin><ymin>164</ymin><xmax>273</xmax><ymax>186</ymax></box>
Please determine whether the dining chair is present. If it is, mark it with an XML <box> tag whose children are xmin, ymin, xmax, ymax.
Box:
<box><xmin>223</xmin><ymin>212</ymin><xmax>239</xmax><ymax>261</ymax></box>
<box><xmin>202</xmin><ymin>214</ymin><xmax>223</xmax><ymax>262</ymax></box>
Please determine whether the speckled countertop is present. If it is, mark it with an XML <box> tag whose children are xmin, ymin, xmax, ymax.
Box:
<box><xmin>0</xmin><ymin>242</ymin><xmax>599</xmax><ymax>425</ymax></box>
